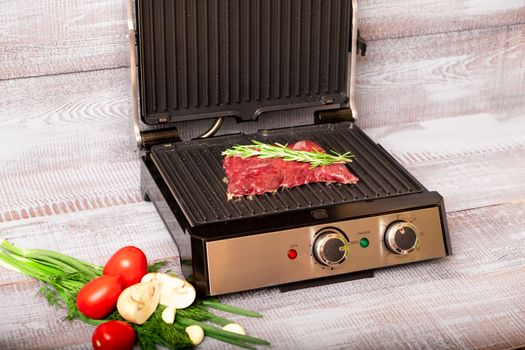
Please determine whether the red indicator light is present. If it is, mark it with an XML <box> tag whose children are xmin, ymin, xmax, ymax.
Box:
<box><xmin>287</xmin><ymin>249</ymin><xmax>298</xmax><ymax>260</ymax></box>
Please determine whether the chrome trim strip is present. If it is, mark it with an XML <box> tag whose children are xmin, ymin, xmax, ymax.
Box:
<box><xmin>128</xmin><ymin>0</ymin><xmax>142</xmax><ymax>148</ymax></box>
<box><xmin>349</xmin><ymin>0</ymin><xmax>359</xmax><ymax>119</ymax></box>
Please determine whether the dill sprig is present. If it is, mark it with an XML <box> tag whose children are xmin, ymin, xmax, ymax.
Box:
<box><xmin>222</xmin><ymin>140</ymin><xmax>354</xmax><ymax>168</ymax></box>
<box><xmin>133</xmin><ymin>308</ymin><xmax>194</xmax><ymax>350</ymax></box>
<box><xmin>147</xmin><ymin>260</ymin><xmax>168</xmax><ymax>273</ymax></box>
<box><xmin>38</xmin><ymin>284</ymin><xmax>61</xmax><ymax>307</ymax></box>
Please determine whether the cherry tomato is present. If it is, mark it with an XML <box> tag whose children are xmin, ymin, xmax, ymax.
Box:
<box><xmin>76</xmin><ymin>275</ymin><xmax>122</xmax><ymax>319</ymax></box>
<box><xmin>92</xmin><ymin>320</ymin><xmax>136</xmax><ymax>350</ymax></box>
<box><xmin>103</xmin><ymin>246</ymin><xmax>148</xmax><ymax>289</ymax></box>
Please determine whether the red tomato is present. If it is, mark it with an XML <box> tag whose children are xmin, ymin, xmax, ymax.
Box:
<box><xmin>92</xmin><ymin>321</ymin><xmax>136</xmax><ymax>350</ymax></box>
<box><xmin>103</xmin><ymin>246</ymin><xmax>148</xmax><ymax>288</ymax></box>
<box><xmin>76</xmin><ymin>275</ymin><xmax>122</xmax><ymax>319</ymax></box>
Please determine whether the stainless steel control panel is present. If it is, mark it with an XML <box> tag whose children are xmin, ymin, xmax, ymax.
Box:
<box><xmin>206</xmin><ymin>207</ymin><xmax>446</xmax><ymax>295</ymax></box>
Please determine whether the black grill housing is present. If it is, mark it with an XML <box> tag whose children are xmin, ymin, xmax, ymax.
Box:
<box><xmin>136</xmin><ymin>0</ymin><xmax>352</xmax><ymax>124</ymax></box>
<box><xmin>136</xmin><ymin>0</ymin><xmax>453</xmax><ymax>297</ymax></box>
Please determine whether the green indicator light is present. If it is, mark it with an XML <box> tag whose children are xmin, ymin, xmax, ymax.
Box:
<box><xmin>359</xmin><ymin>237</ymin><xmax>370</xmax><ymax>248</ymax></box>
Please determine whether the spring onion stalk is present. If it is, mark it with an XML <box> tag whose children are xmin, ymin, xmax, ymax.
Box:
<box><xmin>204</xmin><ymin>333</ymin><xmax>257</xmax><ymax>350</ymax></box>
<box><xmin>198</xmin><ymin>300</ymin><xmax>263</xmax><ymax>317</ymax></box>
<box><xmin>177</xmin><ymin>317</ymin><xmax>270</xmax><ymax>347</ymax></box>
<box><xmin>194</xmin><ymin>306</ymin><xmax>235</xmax><ymax>326</ymax></box>
<box><xmin>1</xmin><ymin>240</ymin><xmax>101</xmax><ymax>278</ymax></box>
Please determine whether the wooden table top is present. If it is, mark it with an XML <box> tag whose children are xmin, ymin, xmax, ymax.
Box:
<box><xmin>1</xmin><ymin>1</ymin><xmax>525</xmax><ymax>349</ymax></box>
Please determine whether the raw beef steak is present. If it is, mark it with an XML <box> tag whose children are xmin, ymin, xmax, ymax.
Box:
<box><xmin>223</xmin><ymin>140</ymin><xmax>359</xmax><ymax>198</ymax></box>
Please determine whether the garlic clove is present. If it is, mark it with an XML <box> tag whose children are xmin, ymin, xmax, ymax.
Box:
<box><xmin>222</xmin><ymin>323</ymin><xmax>246</xmax><ymax>335</ymax></box>
<box><xmin>161</xmin><ymin>306</ymin><xmax>177</xmax><ymax>324</ymax></box>
<box><xmin>185</xmin><ymin>325</ymin><xmax>204</xmax><ymax>345</ymax></box>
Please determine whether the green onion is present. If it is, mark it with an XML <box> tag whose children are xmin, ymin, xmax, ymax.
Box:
<box><xmin>199</xmin><ymin>300</ymin><xmax>263</xmax><ymax>318</ymax></box>
<box><xmin>195</xmin><ymin>306</ymin><xmax>235</xmax><ymax>326</ymax></box>
<box><xmin>176</xmin><ymin>317</ymin><xmax>270</xmax><ymax>346</ymax></box>
<box><xmin>205</xmin><ymin>333</ymin><xmax>257</xmax><ymax>350</ymax></box>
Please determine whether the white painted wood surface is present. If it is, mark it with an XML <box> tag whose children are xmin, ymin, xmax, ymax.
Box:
<box><xmin>2</xmin><ymin>0</ymin><xmax>524</xmax><ymax>80</ymax></box>
<box><xmin>356</xmin><ymin>24</ymin><xmax>525</xmax><ymax>129</ymax></box>
<box><xmin>0</xmin><ymin>68</ymin><xmax>139</xmax><ymax>222</ymax></box>
<box><xmin>366</xmin><ymin>112</ymin><xmax>525</xmax><ymax>212</ymax></box>
<box><xmin>358</xmin><ymin>0</ymin><xmax>525</xmax><ymax>41</ymax></box>
<box><xmin>1</xmin><ymin>0</ymin><xmax>525</xmax><ymax>349</ymax></box>
<box><xmin>0</xmin><ymin>0</ymin><xmax>129</xmax><ymax>80</ymax></box>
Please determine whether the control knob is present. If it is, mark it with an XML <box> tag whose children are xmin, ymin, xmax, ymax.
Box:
<box><xmin>384</xmin><ymin>221</ymin><xmax>419</xmax><ymax>255</ymax></box>
<box><xmin>313</xmin><ymin>229</ymin><xmax>349</xmax><ymax>266</ymax></box>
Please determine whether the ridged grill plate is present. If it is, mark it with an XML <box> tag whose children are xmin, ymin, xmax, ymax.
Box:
<box><xmin>151</xmin><ymin>123</ymin><xmax>424</xmax><ymax>226</ymax></box>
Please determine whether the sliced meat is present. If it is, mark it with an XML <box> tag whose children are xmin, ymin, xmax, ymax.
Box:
<box><xmin>225</xmin><ymin>159</ymin><xmax>284</xmax><ymax>198</ymax></box>
<box><xmin>223</xmin><ymin>140</ymin><xmax>359</xmax><ymax>198</ymax></box>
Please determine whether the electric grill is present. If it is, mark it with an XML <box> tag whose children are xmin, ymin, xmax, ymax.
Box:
<box><xmin>129</xmin><ymin>0</ymin><xmax>452</xmax><ymax>296</ymax></box>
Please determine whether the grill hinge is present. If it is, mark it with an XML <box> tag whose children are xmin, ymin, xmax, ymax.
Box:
<box><xmin>315</xmin><ymin>108</ymin><xmax>355</xmax><ymax>124</ymax></box>
<box><xmin>349</xmin><ymin>30</ymin><xmax>367</xmax><ymax>56</ymax></box>
<box><xmin>140</xmin><ymin>127</ymin><xmax>180</xmax><ymax>151</ymax></box>
<box><xmin>357</xmin><ymin>33</ymin><xmax>367</xmax><ymax>56</ymax></box>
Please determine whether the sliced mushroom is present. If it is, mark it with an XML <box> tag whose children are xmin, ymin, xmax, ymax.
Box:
<box><xmin>185</xmin><ymin>325</ymin><xmax>204</xmax><ymax>346</ymax></box>
<box><xmin>141</xmin><ymin>272</ymin><xmax>196</xmax><ymax>309</ymax></box>
<box><xmin>142</xmin><ymin>272</ymin><xmax>183</xmax><ymax>287</ymax></box>
<box><xmin>117</xmin><ymin>281</ymin><xmax>160</xmax><ymax>324</ymax></box>
<box><xmin>130</xmin><ymin>283</ymin><xmax>152</xmax><ymax>303</ymax></box>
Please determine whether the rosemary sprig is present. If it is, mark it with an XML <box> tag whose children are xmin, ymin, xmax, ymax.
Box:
<box><xmin>222</xmin><ymin>140</ymin><xmax>354</xmax><ymax>167</ymax></box>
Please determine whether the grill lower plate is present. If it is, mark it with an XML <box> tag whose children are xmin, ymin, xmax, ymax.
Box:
<box><xmin>151</xmin><ymin>122</ymin><xmax>423</xmax><ymax>226</ymax></box>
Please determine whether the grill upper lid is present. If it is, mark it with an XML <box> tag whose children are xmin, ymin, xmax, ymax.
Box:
<box><xmin>135</xmin><ymin>0</ymin><xmax>354</xmax><ymax>125</ymax></box>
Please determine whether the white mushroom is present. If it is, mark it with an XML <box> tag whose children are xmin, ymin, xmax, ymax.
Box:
<box><xmin>161</xmin><ymin>306</ymin><xmax>177</xmax><ymax>324</ymax></box>
<box><xmin>117</xmin><ymin>281</ymin><xmax>160</xmax><ymax>324</ymax></box>
<box><xmin>142</xmin><ymin>272</ymin><xmax>183</xmax><ymax>287</ymax></box>
<box><xmin>185</xmin><ymin>325</ymin><xmax>205</xmax><ymax>345</ymax></box>
<box><xmin>222</xmin><ymin>323</ymin><xmax>246</xmax><ymax>335</ymax></box>
<box><xmin>141</xmin><ymin>272</ymin><xmax>196</xmax><ymax>309</ymax></box>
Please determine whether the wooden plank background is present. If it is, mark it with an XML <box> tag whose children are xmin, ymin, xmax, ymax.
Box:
<box><xmin>356</xmin><ymin>24</ymin><xmax>525</xmax><ymax>128</ymax></box>
<box><xmin>0</xmin><ymin>0</ymin><xmax>129</xmax><ymax>80</ymax></box>
<box><xmin>358</xmin><ymin>0</ymin><xmax>525</xmax><ymax>40</ymax></box>
<box><xmin>1</xmin><ymin>0</ymin><xmax>525</xmax><ymax>349</ymax></box>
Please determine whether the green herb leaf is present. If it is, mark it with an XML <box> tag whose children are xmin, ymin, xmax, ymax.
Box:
<box><xmin>147</xmin><ymin>260</ymin><xmax>168</xmax><ymax>273</ymax></box>
<box><xmin>222</xmin><ymin>140</ymin><xmax>354</xmax><ymax>168</ymax></box>
<box><xmin>38</xmin><ymin>283</ymin><xmax>61</xmax><ymax>307</ymax></box>
<box><xmin>135</xmin><ymin>307</ymin><xmax>194</xmax><ymax>350</ymax></box>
